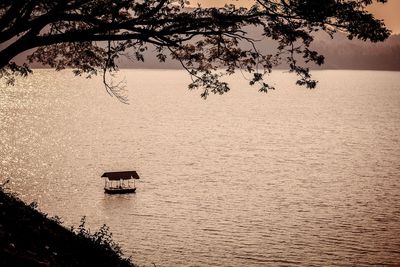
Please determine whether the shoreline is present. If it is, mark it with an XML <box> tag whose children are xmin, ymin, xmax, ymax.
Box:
<box><xmin>0</xmin><ymin>188</ymin><xmax>136</xmax><ymax>267</ymax></box>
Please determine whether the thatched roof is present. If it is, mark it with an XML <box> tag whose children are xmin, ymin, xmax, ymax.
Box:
<box><xmin>101</xmin><ymin>171</ymin><xmax>140</xmax><ymax>180</ymax></box>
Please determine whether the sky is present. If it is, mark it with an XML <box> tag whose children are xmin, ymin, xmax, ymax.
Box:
<box><xmin>195</xmin><ymin>0</ymin><xmax>400</xmax><ymax>34</ymax></box>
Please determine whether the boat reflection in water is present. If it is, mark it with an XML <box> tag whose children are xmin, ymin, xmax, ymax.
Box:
<box><xmin>101</xmin><ymin>171</ymin><xmax>140</xmax><ymax>194</ymax></box>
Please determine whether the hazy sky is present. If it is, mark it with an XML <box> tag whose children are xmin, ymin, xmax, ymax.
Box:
<box><xmin>195</xmin><ymin>0</ymin><xmax>400</xmax><ymax>34</ymax></box>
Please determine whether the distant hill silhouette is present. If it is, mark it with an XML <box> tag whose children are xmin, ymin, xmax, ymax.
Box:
<box><xmin>311</xmin><ymin>33</ymin><xmax>400</xmax><ymax>70</ymax></box>
<box><xmin>4</xmin><ymin>32</ymin><xmax>400</xmax><ymax>71</ymax></box>
<box><xmin>115</xmin><ymin>31</ymin><xmax>400</xmax><ymax>70</ymax></box>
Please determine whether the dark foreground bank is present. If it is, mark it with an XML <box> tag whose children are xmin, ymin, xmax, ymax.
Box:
<box><xmin>0</xmin><ymin>188</ymin><xmax>136</xmax><ymax>267</ymax></box>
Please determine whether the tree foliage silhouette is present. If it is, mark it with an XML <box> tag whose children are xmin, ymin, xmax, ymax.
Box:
<box><xmin>0</xmin><ymin>0</ymin><xmax>390</xmax><ymax>102</ymax></box>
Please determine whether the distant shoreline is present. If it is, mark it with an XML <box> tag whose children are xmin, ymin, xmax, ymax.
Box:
<box><xmin>28</xmin><ymin>67</ymin><xmax>400</xmax><ymax>72</ymax></box>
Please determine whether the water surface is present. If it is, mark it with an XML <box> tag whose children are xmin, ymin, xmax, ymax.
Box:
<box><xmin>1</xmin><ymin>70</ymin><xmax>400</xmax><ymax>266</ymax></box>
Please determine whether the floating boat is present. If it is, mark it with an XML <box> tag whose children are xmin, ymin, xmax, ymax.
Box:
<box><xmin>101</xmin><ymin>171</ymin><xmax>140</xmax><ymax>194</ymax></box>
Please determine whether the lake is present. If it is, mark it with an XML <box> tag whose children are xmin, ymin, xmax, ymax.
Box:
<box><xmin>1</xmin><ymin>69</ymin><xmax>400</xmax><ymax>266</ymax></box>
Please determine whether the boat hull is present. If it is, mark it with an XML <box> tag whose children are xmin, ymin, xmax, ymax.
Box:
<box><xmin>104</xmin><ymin>187</ymin><xmax>136</xmax><ymax>194</ymax></box>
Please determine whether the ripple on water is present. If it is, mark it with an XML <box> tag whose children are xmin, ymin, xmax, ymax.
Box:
<box><xmin>1</xmin><ymin>70</ymin><xmax>400</xmax><ymax>266</ymax></box>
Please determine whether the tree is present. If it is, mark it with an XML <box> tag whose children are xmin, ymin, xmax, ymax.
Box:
<box><xmin>0</xmin><ymin>0</ymin><xmax>390</xmax><ymax>102</ymax></box>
